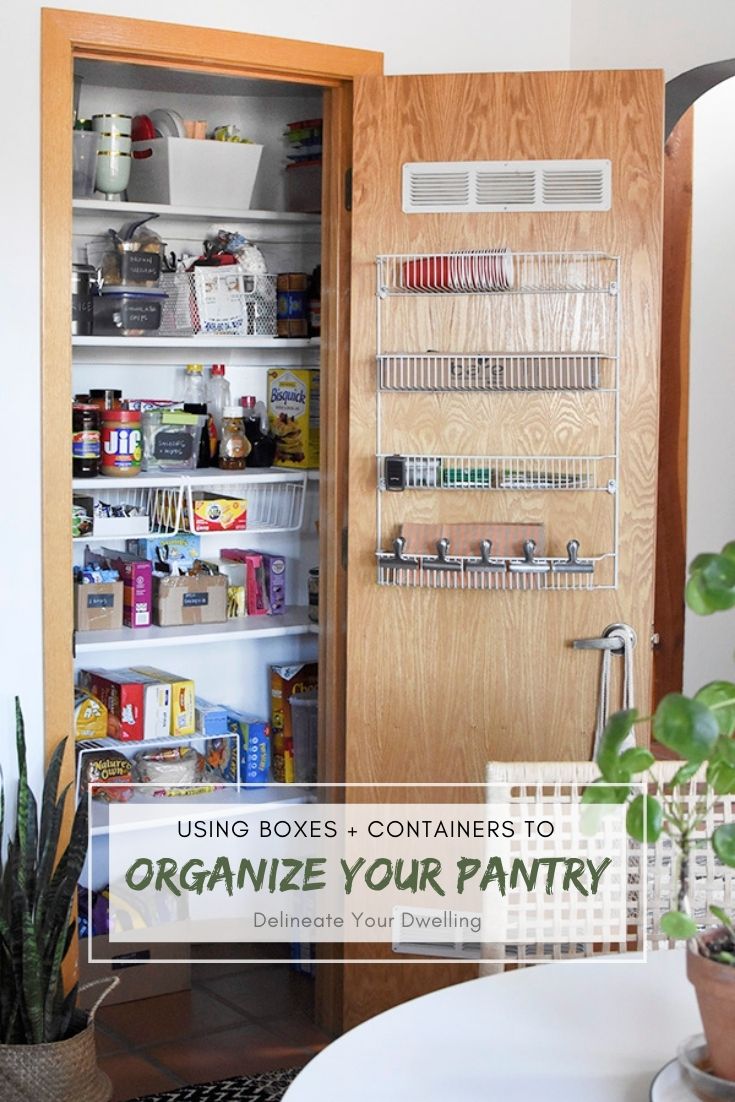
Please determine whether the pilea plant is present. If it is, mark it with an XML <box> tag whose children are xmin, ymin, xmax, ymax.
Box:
<box><xmin>584</xmin><ymin>540</ymin><xmax>735</xmax><ymax>959</ymax></box>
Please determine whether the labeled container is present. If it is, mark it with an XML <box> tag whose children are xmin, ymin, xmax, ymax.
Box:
<box><xmin>71</xmin><ymin>264</ymin><xmax>96</xmax><ymax>334</ymax></box>
<box><xmin>92</xmin><ymin>287</ymin><xmax>166</xmax><ymax>337</ymax></box>
<box><xmin>276</xmin><ymin>272</ymin><xmax>308</xmax><ymax>338</ymax></box>
<box><xmin>101</xmin><ymin>409</ymin><xmax>142</xmax><ymax>477</ymax></box>
<box><xmin>128</xmin><ymin>138</ymin><xmax>263</xmax><ymax>208</ymax></box>
<box><xmin>285</xmin><ymin>159</ymin><xmax>322</xmax><ymax>213</ymax></box>
<box><xmin>291</xmin><ymin>694</ymin><xmax>318</xmax><ymax>783</ymax></box>
<box><xmin>72</xmin><ymin>404</ymin><xmax>101</xmax><ymax>478</ymax></box>
<box><xmin>74</xmin><ymin>580</ymin><xmax>124</xmax><ymax>632</ymax></box>
<box><xmin>308</xmin><ymin>567</ymin><xmax>319</xmax><ymax>623</ymax></box>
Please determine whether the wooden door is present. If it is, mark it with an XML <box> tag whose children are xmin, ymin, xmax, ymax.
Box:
<box><xmin>343</xmin><ymin>70</ymin><xmax>663</xmax><ymax>1026</ymax></box>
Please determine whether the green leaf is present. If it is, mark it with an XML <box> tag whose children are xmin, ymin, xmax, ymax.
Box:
<box><xmin>670</xmin><ymin>760</ymin><xmax>702</xmax><ymax>786</ymax></box>
<box><xmin>597</xmin><ymin>709</ymin><xmax>639</xmax><ymax>781</ymax></box>
<box><xmin>661</xmin><ymin>910</ymin><xmax>698</xmax><ymax>939</ymax></box>
<box><xmin>653</xmin><ymin>693</ymin><xmax>719</xmax><ymax>762</ymax></box>
<box><xmin>618</xmin><ymin>747</ymin><xmax>655</xmax><ymax>775</ymax></box>
<box><xmin>710</xmin><ymin>905</ymin><xmax>734</xmax><ymax>933</ymax></box>
<box><xmin>695</xmin><ymin>682</ymin><xmax>735</xmax><ymax>737</ymax></box>
<box><xmin>707</xmin><ymin>760</ymin><xmax>735</xmax><ymax>795</ymax></box>
<box><xmin>713</xmin><ymin>735</ymin><xmax>735</xmax><ymax>768</ymax></box>
<box><xmin>626</xmin><ymin>794</ymin><xmax>663</xmax><ymax>843</ymax></box>
<box><xmin>688</xmin><ymin>553</ymin><xmax>735</xmax><ymax>613</ymax></box>
<box><xmin>720</xmin><ymin>541</ymin><xmax>735</xmax><ymax>566</ymax></box>
<box><xmin>713</xmin><ymin>823</ymin><xmax>735</xmax><ymax>867</ymax></box>
<box><xmin>686</xmin><ymin>573</ymin><xmax>717</xmax><ymax>616</ymax></box>
<box><xmin>581</xmin><ymin>780</ymin><xmax>630</xmax><ymax>804</ymax></box>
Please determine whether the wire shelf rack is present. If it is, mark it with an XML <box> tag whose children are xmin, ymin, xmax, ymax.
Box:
<box><xmin>159</xmin><ymin>270</ymin><xmax>277</xmax><ymax>337</ymax></box>
<box><xmin>377</xmin><ymin>558</ymin><xmax>610</xmax><ymax>592</ymax></box>
<box><xmin>376</xmin><ymin>251</ymin><xmax>618</xmax><ymax>297</ymax></box>
<box><xmin>184</xmin><ymin>475</ymin><xmax>306</xmax><ymax>534</ymax></box>
<box><xmin>379</xmin><ymin>454</ymin><xmax>615</xmax><ymax>493</ymax></box>
<box><xmin>73</xmin><ymin>484</ymin><xmax>183</xmax><ymax>542</ymax></box>
<box><xmin>377</xmin><ymin>352</ymin><xmax>614</xmax><ymax>393</ymax></box>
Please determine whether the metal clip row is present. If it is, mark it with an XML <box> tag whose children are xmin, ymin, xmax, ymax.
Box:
<box><xmin>378</xmin><ymin>537</ymin><xmax>594</xmax><ymax>575</ymax></box>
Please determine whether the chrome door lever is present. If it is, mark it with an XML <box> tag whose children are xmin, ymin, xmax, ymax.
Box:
<box><xmin>572</xmin><ymin>623</ymin><xmax>637</xmax><ymax>653</ymax></box>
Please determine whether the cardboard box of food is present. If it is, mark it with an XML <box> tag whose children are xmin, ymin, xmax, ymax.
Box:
<box><xmin>129</xmin><ymin>667</ymin><xmax>196</xmax><ymax>737</ymax></box>
<box><xmin>222</xmin><ymin>549</ymin><xmax>286</xmax><ymax>615</ymax></box>
<box><xmin>153</xmin><ymin>574</ymin><xmax>228</xmax><ymax>628</ymax></box>
<box><xmin>78</xmin><ymin>936</ymin><xmax>191</xmax><ymax>1006</ymax></box>
<box><xmin>86</xmin><ymin>548</ymin><xmax>152</xmax><ymax>629</ymax></box>
<box><xmin>74</xmin><ymin>581</ymin><xmax>124</xmax><ymax>632</ymax></box>
<box><xmin>267</xmin><ymin>368</ymin><xmax>319</xmax><ymax>469</ymax></box>
<box><xmin>189</xmin><ymin>493</ymin><xmax>248</xmax><ymax>533</ymax></box>
<box><xmin>270</xmin><ymin>662</ymin><xmax>318</xmax><ymax>783</ymax></box>
<box><xmin>127</xmin><ymin>533</ymin><xmax>201</xmax><ymax>566</ymax></box>
<box><xmin>77</xmin><ymin>669</ymin><xmax>147</xmax><ymax>741</ymax></box>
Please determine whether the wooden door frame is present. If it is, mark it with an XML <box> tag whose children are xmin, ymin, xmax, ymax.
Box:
<box><xmin>41</xmin><ymin>6</ymin><xmax>381</xmax><ymax>1032</ymax></box>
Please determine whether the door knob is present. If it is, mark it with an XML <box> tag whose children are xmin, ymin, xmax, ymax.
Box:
<box><xmin>572</xmin><ymin>622</ymin><xmax>637</xmax><ymax>653</ymax></box>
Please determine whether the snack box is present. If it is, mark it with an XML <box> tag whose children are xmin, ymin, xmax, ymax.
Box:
<box><xmin>190</xmin><ymin>492</ymin><xmax>248</xmax><ymax>533</ymax></box>
<box><xmin>153</xmin><ymin>573</ymin><xmax>228</xmax><ymax>627</ymax></box>
<box><xmin>195</xmin><ymin>697</ymin><xmax>229</xmax><ymax>737</ymax></box>
<box><xmin>128</xmin><ymin>667</ymin><xmax>195</xmax><ymax>736</ymax></box>
<box><xmin>221</xmin><ymin>550</ymin><xmax>286</xmax><ymax>615</ymax></box>
<box><xmin>205</xmin><ymin>713</ymin><xmax>270</xmax><ymax>784</ymax></box>
<box><xmin>199</xmin><ymin>560</ymin><xmax>246</xmax><ymax>620</ymax></box>
<box><xmin>85</xmin><ymin>548</ymin><xmax>152</xmax><ymax>629</ymax></box>
<box><xmin>78</xmin><ymin>669</ymin><xmax>146</xmax><ymax>741</ymax></box>
<box><xmin>267</xmin><ymin>368</ymin><xmax>320</xmax><ymax>469</ymax></box>
<box><xmin>270</xmin><ymin>662</ymin><xmax>318</xmax><ymax>783</ymax></box>
<box><xmin>74</xmin><ymin>688</ymin><xmax>108</xmax><ymax>741</ymax></box>
<box><xmin>126</xmin><ymin>534</ymin><xmax>201</xmax><ymax>571</ymax></box>
<box><xmin>120</xmin><ymin>671</ymin><xmax>172</xmax><ymax>741</ymax></box>
<box><xmin>76</xmin><ymin>742</ymin><xmax>134</xmax><ymax>803</ymax></box>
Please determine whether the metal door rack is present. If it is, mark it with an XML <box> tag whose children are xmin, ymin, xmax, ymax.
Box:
<box><xmin>374</xmin><ymin>249</ymin><xmax>620</xmax><ymax>591</ymax></box>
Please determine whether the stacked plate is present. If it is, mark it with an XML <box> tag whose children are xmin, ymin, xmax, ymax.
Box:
<box><xmin>402</xmin><ymin>248</ymin><xmax>514</xmax><ymax>293</ymax></box>
<box><xmin>148</xmin><ymin>108</ymin><xmax>186</xmax><ymax>139</ymax></box>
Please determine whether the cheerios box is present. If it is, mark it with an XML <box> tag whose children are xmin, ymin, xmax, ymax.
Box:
<box><xmin>270</xmin><ymin>662</ymin><xmax>318</xmax><ymax>782</ymax></box>
<box><xmin>267</xmin><ymin>368</ymin><xmax>319</xmax><ymax>469</ymax></box>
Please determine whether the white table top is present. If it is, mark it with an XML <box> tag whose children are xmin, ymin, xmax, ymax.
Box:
<box><xmin>285</xmin><ymin>950</ymin><xmax>700</xmax><ymax>1101</ymax></box>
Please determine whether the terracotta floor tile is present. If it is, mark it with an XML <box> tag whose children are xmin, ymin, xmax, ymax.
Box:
<box><xmin>146</xmin><ymin>1022</ymin><xmax>308</xmax><ymax>1083</ymax></box>
<box><xmin>98</xmin><ymin>1052</ymin><xmax>181</xmax><ymax>1102</ymax></box>
<box><xmin>201</xmin><ymin>966</ymin><xmax>314</xmax><ymax>1017</ymax></box>
<box><xmin>261</xmin><ymin>1011</ymin><xmax>333</xmax><ymax>1047</ymax></box>
<box><xmin>95</xmin><ymin>1022</ymin><xmax>130</xmax><ymax>1057</ymax></box>
<box><xmin>97</xmin><ymin>987</ymin><xmax>243</xmax><ymax>1048</ymax></box>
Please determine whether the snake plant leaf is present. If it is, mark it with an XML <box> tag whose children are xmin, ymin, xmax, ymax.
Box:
<box><xmin>21</xmin><ymin>913</ymin><xmax>43</xmax><ymax>1044</ymax></box>
<box><xmin>661</xmin><ymin>910</ymin><xmax>698</xmax><ymax>939</ymax></box>
<box><xmin>626</xmin><ymin>794</ymin><xmax>663</xmax><ymax>843</ymax></box>
<box><xmin>695</xmin><ymin>682</ymin><xmax>735</xmax><ymax>737</ymax></box>
<box><xmin>714</xmin><ymin>823</ymin><xmax>735</xmax><ymax>867</ymax></box>
<box><xmin>653</xmin><ymin>693</ymin><xmax>719</xmax><ymax>762</ymax></box>
<box><xmin>35</xmin><ymin>742</ymin><xmax>67</xmax><ymax>911</ymax></box>
<box><xmin>597</xmin><ymin>708</ymin><xmax>639</xmax><ymax>780</ymax></box>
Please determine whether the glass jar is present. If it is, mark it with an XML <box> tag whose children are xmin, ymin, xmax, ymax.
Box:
<box><xmin>72</xmin><ymin>403</ymin><xmax>101</xmax><ymax>478</ymax></box>
<box><xmin>218</xmin><ymin>407</ymin><xmax>251</xmax><ymax>470</ymax></box>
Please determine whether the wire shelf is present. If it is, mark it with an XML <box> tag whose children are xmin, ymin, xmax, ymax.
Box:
<box><xmin>379</xmin><ymin>454</ymin><xmax>615</xmax><ymax>492</ymax></box>
<box><xmin>184</xmin><ymin>475</ymin><xmax>306</xmax><ymax>534</ymax></box>
<box><xmin>159</xmin><ymin>270</ymin><xmax>277</xmax><ymax>337</ymax></box>
<box><xmin>378</xmin><ymin>352</ymin><xmax>614</xmax><ymax>392</ymax></box>
<box><xmin>377</xmin><ymin>251</ymin><xmax>618</xmax><ymax>297</ymax></box>
<box><xmin>73</xmin><ymin>484</ymin><xmax>182</xmax><ymax>541</ymax></box>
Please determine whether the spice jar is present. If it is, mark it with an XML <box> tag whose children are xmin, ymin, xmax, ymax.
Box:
<box><xmin>218</xmin><ymin>407</ymin><xmax>250</xmax><ymax>470</ymax></box>
<box><xmin>101</xmin><ymin>409</ymin><xmax>142</xmax><ymax>477</ymax></box>
<box><xmin>72</xmin><ymin>403</ymin><xmax>101</xmax><ymax>478</ymax></box>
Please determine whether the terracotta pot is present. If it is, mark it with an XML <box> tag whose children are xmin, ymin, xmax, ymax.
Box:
<box><xmin>0</xmin><ymin>1013</ymin><xmax>111</xmax><ymax>1102</ymax></box>
<box><xmin>687</xmin><ymin>928</ymin><xmax>735</xmax><ymax>1081</ymax></box>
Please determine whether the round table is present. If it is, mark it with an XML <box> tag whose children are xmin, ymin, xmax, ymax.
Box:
<box><xmin>284</xmin><ymin>951</ymin><xmax>700</xmax><ymax>1101</ymax></box>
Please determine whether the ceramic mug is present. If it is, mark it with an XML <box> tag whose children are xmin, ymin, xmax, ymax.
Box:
<box><xmin>92</xmin><ymin>113</ymin><xmax>132</xmax><ymax>137</ymax></box>
<box><xmin>95</xmin><ymin>150</ymin><xmax>131</xmax><ymax>194</ymax></box>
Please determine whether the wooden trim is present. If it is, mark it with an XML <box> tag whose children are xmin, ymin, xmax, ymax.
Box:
<box><xmin>653</xmin><ymin>109</ymin><xmax>693</xmax><ymax>718</ymax></box>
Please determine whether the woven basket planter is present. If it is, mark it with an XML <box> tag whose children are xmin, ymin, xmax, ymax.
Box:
<box><xmin>0</xmin><ymin>1012</ymin><xmax>111</xmax><ymax>1102</ymax></box>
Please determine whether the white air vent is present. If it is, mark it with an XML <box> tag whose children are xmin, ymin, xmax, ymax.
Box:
<box><xmin>392</xmin><ymin>906</ymin><xmax>482</xmax><ymax>960</ymax></box>
<box><xmin>403</xmin><ymin>160</ymin><xmax>611</xmax><ymax>213</ymax></box>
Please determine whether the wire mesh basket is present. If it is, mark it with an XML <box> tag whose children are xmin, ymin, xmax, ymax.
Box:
<box><xmin>159</xmin><ymin>270</ymin><xmax>277</xmax><ymax>337</ymax></box>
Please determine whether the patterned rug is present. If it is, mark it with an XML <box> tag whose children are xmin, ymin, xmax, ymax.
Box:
<box><xmin>132</xmin><ymin>1067</ymin><xmax>300</xmax><ymax>1101</ymax></box>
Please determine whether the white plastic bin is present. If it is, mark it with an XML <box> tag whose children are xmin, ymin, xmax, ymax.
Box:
<box><xmin>290</xmin><ymin>693</ymin><xmax>318</xmax><ymax>783</ymax></box>
<box><xmin>128</xmin><ymin>138</ymin><xmax>263</xmax><ymax>209</ymax></box>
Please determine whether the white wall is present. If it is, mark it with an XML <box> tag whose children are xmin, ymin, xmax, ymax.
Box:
<box><xmin>570</xmin><ymin>0</ymin><xmax>735</xmax><ymax>80</ymax></box>
<box><xmin>682</xmin><ymin>78</ymin><xmax>735</xmax><ymax>692</ymax></box>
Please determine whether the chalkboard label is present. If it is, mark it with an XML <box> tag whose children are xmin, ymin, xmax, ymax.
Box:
<box><xmin>183</xmin><ymin>592</ymin><xmax>209</xmax><ymax>607</ymax></box>
<box><xmin>154</xmin><ymin>431</ymin><xmax>194</xmax><ymax>461</ymax></box>
<box><xmin>120</xmin><ymin>300</ymin><xmax>162</xmax><ymax>330</ymax></box>
<box><xmin>120</xmin><ymin>251</ymin><xmax>161</xmax><ymax>283</ymax></box>
<box><xmin>87</xmin><ymin>593</ymin><xmax>114</xmax><ymax>609</ymax></box>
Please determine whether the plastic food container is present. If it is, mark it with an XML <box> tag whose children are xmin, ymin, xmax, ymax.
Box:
<box><xmin>290</xmin><ymin>693</ymin><xmax>318</xmax><ymax>783</ymax></box>
<box><xmin>285</xmin><ymin>159</ymin><xmax>322</xmax><ymax>213</ymax></box>
<box><xmin>128</xmin><ymin>138</ymin><xmax>263</xmax><ymax>208</ymax></box>
<box><xmin>92</xmin><ymin>287</ymin><xmax>166</xmax><ymax>336</ymax></box>
<box><xmin>101</xmin><ymin>409</ymin><xmax>142</xmax><ymax>477</ymax></box>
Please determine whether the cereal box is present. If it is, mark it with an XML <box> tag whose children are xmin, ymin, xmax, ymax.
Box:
<box><xmin>267</xmin><ymin>368</ymin><xmax>319</xmax><ymax>469</ymax></box>
<box><xmin>128</xmin><ymin>667</ymin><xmax>195</xmax><ymax>736</ymax></box>
<box><xmin>270</xmin><ymin>662</ymin><xmax>318</xmax><ymax>783</ymax></box>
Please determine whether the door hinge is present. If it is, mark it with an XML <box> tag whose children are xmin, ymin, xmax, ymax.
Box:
<box><xmin>341</xmin><ymin>526</ymin><xmax>348</xmax><ymax>570</ymax></box>
<box><xmin>344</xmin><ymin>168</ymin><xmax>353</xmax><ymax>212</ymax></box>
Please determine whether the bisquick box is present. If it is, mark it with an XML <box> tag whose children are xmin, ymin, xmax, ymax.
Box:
<box><xmin>85</xmin><ymin>547</ymin><xmax>152</xmax><ymax>629</ymax></box>
<box><xmin>267</xmin><ymin>368</ymin><xmax>319</xmax><ymax>470</ymax></box>
<box><xmin>128</xmin><ymin>667</ymin><xmax>195</xmax><ymax>736</ymax></box>
<box><xmin>77</xmin><ymin>669</ymin><xmax>170</xmax><ymax>742</ymax></box>
<box><xmin>270</xmin><ymin>662</ymin><xmax>318</xmax><ymax>783</ymax></box>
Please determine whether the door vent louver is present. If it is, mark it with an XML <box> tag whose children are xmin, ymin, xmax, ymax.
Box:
<box><xmin>391</xmin><ymin>907</ymin><xmax>482</xmax><ymax>960</ymax></box>
<box><xmin>403</xmin><ymin>160</ymin><xmax>611</xmax><ymax>213</ymax></box>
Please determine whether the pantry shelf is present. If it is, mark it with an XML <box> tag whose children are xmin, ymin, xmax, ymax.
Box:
<box><xmin>74</xmin><ymin>606</ymin><xmax>316</xmax><ymax>654</ymax></box>
<box><xmin>377</xmin><ymin>352</ymin><xmax>616</xmax><ymax>392</ymax></box>
<box><xmin>73</xmin><ymin>468</ymin><xmax>309</xmax><ymax>492</ymax></box>
<box><xmin>377</xmin><ymin>250</ymin><xmax>618</xmax><ymax>296</ymax></box>
<box><xmin>72</xmin><ymin>198</ymin><xmax>321</xmax><ymax>226</ymax></box>
<box><xmin>378</xmin><ymin>454</ymin><xmax>616</xmax><ymax>492</ymax></box>
<box><xmin>72</xmin><ymin>335</ymin><xmax>320</xmax><ymax>349</ymax></box>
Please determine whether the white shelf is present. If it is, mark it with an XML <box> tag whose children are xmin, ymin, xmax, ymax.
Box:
<box><xmin>72</xmin><ymin>335</ymin><xmax>319</xmax><ymax>349</ymax></box>
<box><xmin>74</xmin><ymin>606</ymin><xmax>316</xmax><ymax>654</ymax></box>
<box><xmin>72</xmin><ymin>467</ymin><xmax>311</xmax><ymax>492</ymax></box>
<box><xmin>72</xmin><ymin>198</ymin><xmax>321</xmax><ymax>226</ymax></box>
<box><xmin>89</xmin><ymin>784</ymin><xmax>312</xmax><ymax>836</ymax></box>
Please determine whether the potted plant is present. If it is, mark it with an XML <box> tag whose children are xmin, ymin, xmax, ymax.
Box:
<box><xmin>584</xmin><ymin>540</ymin><xmax>735</xmax><ymax>1081</ymax></box>
<box><xmin>0</xmin><ymin>698</ymin><xmax>112</xmax><ymax>1102</ymax></box>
